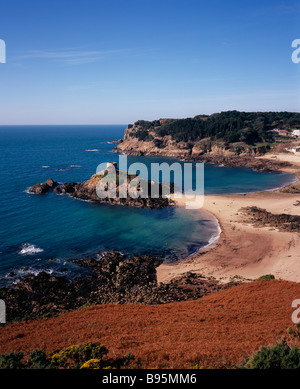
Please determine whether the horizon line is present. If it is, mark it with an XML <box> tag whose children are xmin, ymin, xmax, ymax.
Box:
<box><xmin>0</xmin><ymin>123</ymin><xmax>128</xmax><ymax>126</ymax></box>
<box><xmin>1</xmin><ymin>109</ymin><xmax>300</xmax><ymax>127</ymax></box>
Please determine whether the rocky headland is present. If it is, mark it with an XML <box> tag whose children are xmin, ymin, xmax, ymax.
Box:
<box><xmin>112</xmin><ymin>120</ymin><xmax>292</xmax><ymax>172</ymax></box>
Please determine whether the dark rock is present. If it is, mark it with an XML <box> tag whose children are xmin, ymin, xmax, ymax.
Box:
<box><xmin>54</xmin><ymin>182</ymin><xmax>78</xmax><ymax>194</ymax></box>
<box><xmin>45</xmin><ymin>178</ymin><xmax>58</xmax><ymax>188</ymax></box>
<box><xmin>28</xmin><ymin>183</ymin><xmax>50</xmax><ymax>194</ymax></box>
<box><xmin>0</xmin><ymin>251</ymin><xmax>242</xmax><ymax>322</ymax></box>
<box><xmin>241</xmin><ymin>206</ymin><xmax>300</xmax><ymax>232</ymax></box>
<box><xmin>28</xmin><ymin>178</ymin><xmax>58</xmax><ymax>194</ymax></box>
<box><xmin>191</xmin><ymin>154</ymin><xmax>291</xmax><ymax>172</ymax></box>
<box><xmin>110</xmin><ymin>139</ymin><xmax>123</xmax><ymax>144</ymax></box>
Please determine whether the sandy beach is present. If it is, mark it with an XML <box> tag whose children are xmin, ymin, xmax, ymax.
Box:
<box><xmin>157</xmin><ymin>152</ymin><xmax>300</xmax><ymax>284</ymax></box>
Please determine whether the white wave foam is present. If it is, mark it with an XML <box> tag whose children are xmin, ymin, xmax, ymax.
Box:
<box><xmin>18</xmin><ymin>243</ymin><xmax>44</xmax><ymax>255</ymax></box>
<box><xmin>186</xmin><ymin>215</ymin><xmax>222</xmax><ymax>259</ymax></box>
<box><xmin>19</xmin><ymin>268</ymin><xmax>53</xmax><ymax>277</ymax></box>
<box><xmin>264</xmin><ymin>176</ymin><xmax>299</xmax><ymax>192</ymax></box>
<box><xmin>85</xmin><ymin>149</ymin><xmax>99</xmax><ymax>152</ymax></box>
<box><xmin>72</xmin><ymin>196</ymin><xmax>93</xmax><ymax>203</ymax></box>
<box><xmin>207</xmin><ymin>220</ymin><xmax>222</xmax><ymax>247</ymax></box>
<box><xmin>10</xmin><ymin>268</ymin><xmax>55</xmax><ymax>285</ymax></box>
<box><xmin>42</xmin><ymin>166</ymin><xmax>50</xmax><ymax>168</ymax></box>
<box><xmin>24</xmin><ymin>188</ymin><xmax>41</xmax><ymax>195</ymax></box>
<box><xmin>69</xmin><ymin>165</ymin><xmax>82</xmax><ymax>168</ymax></box>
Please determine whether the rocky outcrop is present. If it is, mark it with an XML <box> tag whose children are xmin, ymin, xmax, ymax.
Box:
<box><xmin>188</xmin><ymin>154</ymin><xmax>292</xmax><ymax>172</ymax></box>
<box><xmin>0</xmin><ymin>251</ymin><xmax>241</xmax><ymax>322</ymax></box>
<box><xmin>109</xmin><ymin>139</ymin><xmax>123</xmax><ymax>144</ymax></box>
<box><xmin>112</xmin><ymin>122</ymin><xmax>289</xmax><ymax>172</ymax></box>
<box><xmin>72</xmin><ymin>175</ymin><xmax>173</xmax><ymax>209</ymax></box>
<box><xmin>113</xmin><ymin>121</ymin><xmax>271</xmax><ymax>159</ymax></box>
<box><xmin>241</xmin><ymin>206</ymin><xmax>300</xmax><ymax>231</ymax></box>
<box><xmin>113</xmin><ymin>131</ymin><xmax>191</xmax><ymax>158</ymax></box>
<box><xmin>115</xmin><ymin>138</ymin><xmax>291</xmax><ymax>172</ymax></box>
<box><xmin>29</xmin><ymin>167</ymin><xmax>174</xmax><ymax>209</ymax></box>
<box><xmin>279</xmin><ymin>180</ymin><xmax>300</xmax><ymax>194</ymax></box>
<box><xmin>54</xmin><ymin>182</ymin><xmax>78</xmax><ymax>194</ymax></box>
<box><xmin>28</xmin><ymin>178</ymin><xmax>58</xmax><ymax>194</ymax></box>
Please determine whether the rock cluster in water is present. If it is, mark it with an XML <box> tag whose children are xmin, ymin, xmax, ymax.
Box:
<box><xmin>28</xmin><ymin>178</ymin><xmax>58</xmax><ymax>194</ymax></box>
<box><xmin>28</xmin><ymin>164</ymin><xmax>174</xmax><ymax>209</ymax></box>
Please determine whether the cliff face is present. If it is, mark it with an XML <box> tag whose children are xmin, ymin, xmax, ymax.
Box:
<box><xmin>113</xmin><ymin>121</ymin><xmax>269</xmax><ymax>159</ymax></box>
<box><xmin>114</xmin><ymin>135</ymin><xmax>192</xmax><ymax>158</ymax></box>
<box><xmin>113</xmin><ymin>122</ymin><xmax>189</xmax><ymax>158</ymax></box>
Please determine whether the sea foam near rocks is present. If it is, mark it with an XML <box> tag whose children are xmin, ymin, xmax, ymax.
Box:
<box><xmin>18</xmin><ymin>243</ymin><xmax>44</xmax><ymax>255</ymax></box>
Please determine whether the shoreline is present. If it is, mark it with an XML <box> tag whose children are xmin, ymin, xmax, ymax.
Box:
<box><xmin>3</xmin><ymin>151</ymin><xmax>300</xmax><ymax>321</ymax></box>
<box><xmin>8</xmin><ymin>151</ymin><xmax>300</xmax><ymax>288</ymax></box>
<box><xmin>157</xmin><ymin>152</ymin><xmax>300</xmax><ymax>285</ymax></box>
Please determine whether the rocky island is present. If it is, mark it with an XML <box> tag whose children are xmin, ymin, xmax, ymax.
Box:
<box><xmin>29</xmin><ymin>162</ymin><xmax>174</xmax><ymax>209</ymax></box>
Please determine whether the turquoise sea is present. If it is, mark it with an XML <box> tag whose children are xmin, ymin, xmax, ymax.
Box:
<box><xmin>0</xmin><ymin>125</ymin><xmax>296</xmax><ymax>285</ymax></box>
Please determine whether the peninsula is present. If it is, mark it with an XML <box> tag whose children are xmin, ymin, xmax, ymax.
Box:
<box><xmin>113</xmin><ymin>110</ymin><xmax>300</xmax><ymax>171</ymax></box>
<box><xmin>112</xmin><ymin>111</ymin><xmax>300</xmax><ymax>283</ymax></box>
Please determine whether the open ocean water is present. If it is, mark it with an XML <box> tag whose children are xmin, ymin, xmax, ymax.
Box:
<box><xmin>0</xmin><ymin>125</ymin><xmax>297</xmax><ymax>285</ymax></box>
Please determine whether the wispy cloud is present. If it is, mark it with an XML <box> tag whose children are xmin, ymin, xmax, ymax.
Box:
<box><xmin>13</xmin><ymin>48</ymin><xmax>131</xmax><ymax>65</ymax></box>
<box><xmin>255</xmin><ymin>2</ymin><xmax>300</xmax><ymax>17</ymax></box>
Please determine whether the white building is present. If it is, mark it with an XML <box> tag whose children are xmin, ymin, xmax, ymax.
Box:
<box><xmin>289</xmin><ymin>147</ymin><xmax>300</xmax><ymax>153</ymax></box>
<box><xmin>292</xmin><ymin>130</ymin><xmax>300</xmax><ymax>137</ymax></box>
<box><xmin>97</xmin><ymin>162</ymin><xmax>118</xmax><ymax>175</ymax></box>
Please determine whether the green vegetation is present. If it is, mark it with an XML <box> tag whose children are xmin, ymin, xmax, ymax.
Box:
<box><xmin>153</xmin><ymin>138</ymin><xmax>164</xmax><ymax>148</ymax></box>
<box><xmin>0</xmin><ymin>352</ymin><xmax>25</xmax><ymax>369</ymax></box>
<box><xmin>3</xmin><ymin>336</ymin><xmax>300</xmax><ymax>369</ymax></box>
<box><xmin>80</xmin><ymin>359</ymin><xmax>105</xmax><ymax>369</ymax></box>
<box><xmin>0</xmin><ymin>349</ymin><xmax>52</xmax><ymax>369</ymax></box>
<box><xmin>50</xmin><ymin>342</ymin><xmax>108</xmax><ymax>369</ymax></box>
<box><xmin>240</xmin><ymin>324</ymin><xmax>300</xmax><ymax>369</ymax></box>
<box><xmin>257</xmin><ymin>274</ymin><xmax>275</xmax><ymax>281</ymax></box>
<box><xmin>130</xmin><ymin>128</ymin><xmax>153</xmax><ymax>141</ymax></box>
<box><xmin>131</xmin><ymin>111</ymin><xmax>300</xmax><ymax>146</ymax></box>
<box><xmin>240</xmin><ymin>340</ymin><xmax>300</xmax><ymax>369</ymax></box>
<box><xmin>0</xmin><ymin>342</ymin><xmax>134</xmax><ymax>369</ymax></box>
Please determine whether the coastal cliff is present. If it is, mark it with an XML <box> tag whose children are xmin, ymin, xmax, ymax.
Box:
<box><xmin>112</xmin><ymin>112</ymin><xmax>298</xmax><ymax>171</ymax></box>
<box><xmin>113</xmin><ymin>119</ymin><xmax>241</xmax><ymax>159</ymax></box>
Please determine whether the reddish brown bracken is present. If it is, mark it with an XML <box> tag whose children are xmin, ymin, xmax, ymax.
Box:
<box><xmin>0</xmin><ymin>280</ymin><xmax>299</xmax><ymax>368</ymax></box>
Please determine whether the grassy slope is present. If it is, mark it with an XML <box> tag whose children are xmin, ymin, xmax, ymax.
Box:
<box><xmin>1</xmin><ymin>280</ymin><xmax>300</xmax><ymax>368</ymax></box>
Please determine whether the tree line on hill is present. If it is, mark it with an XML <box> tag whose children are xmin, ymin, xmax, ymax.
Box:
<box><xmin>130</xmin><ymin>111</ymin><xmax>300</xmax><ymax>145</ymax></box>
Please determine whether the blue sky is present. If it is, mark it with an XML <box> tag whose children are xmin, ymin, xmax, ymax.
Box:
<box><xmin>0</xmin><ymin>0</ymin><xmax>299</xmax><ymax>124</ymax></box>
